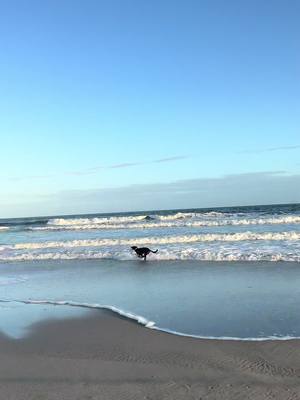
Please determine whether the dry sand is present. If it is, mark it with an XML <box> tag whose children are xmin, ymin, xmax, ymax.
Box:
<box><xmin>0</xmin><ymin>310</ymin><xmax>300</xmax><ymax>400</ymax></box>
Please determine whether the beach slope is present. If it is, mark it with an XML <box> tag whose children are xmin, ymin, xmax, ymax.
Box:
<box><xmin>1</xmin><ymin>310</ymin><xmax>300</xmax><ymax>400</ymax></box>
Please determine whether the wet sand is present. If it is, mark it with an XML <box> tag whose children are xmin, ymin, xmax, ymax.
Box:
<box><xmin>0</xmin><ymin>310</ymin><xmax>300</xmax><ymax>400</ymax></box>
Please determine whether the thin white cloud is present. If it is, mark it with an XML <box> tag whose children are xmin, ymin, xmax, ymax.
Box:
<box><xmin>7</xmin><ymin>156</ymin><xmax>189</xmax><ymax>181</ymax></box>
<box><xmin>153</xmin><ymin>156</ymin><xmax>189</xmax><ymax>163</ymax></box>
<box><xmin>239</xmin><ymin>145</ymin><xmax>300</xmax><ymax>154</ymax></box>
<box><xmin>109</xmin><ymin>162</ymin><xmax>143</xmax><ymax>169</ymax></box>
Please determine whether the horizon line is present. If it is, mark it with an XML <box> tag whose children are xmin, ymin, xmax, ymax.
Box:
<box><xmin>1</xmin><ymin>201</ymin><xmax>299</xmax><ymax>221</ymax></box>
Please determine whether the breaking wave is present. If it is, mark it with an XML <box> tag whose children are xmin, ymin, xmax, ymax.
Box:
<box><xmin>47</xmin><ymin>212</ymin><xmax>228</xmax><ymax>226</ymax></box>
<box><xmin>27</xmin><ymin>214</ymin><xmax>300</xmax><ymax>231</ymax></box>
<box><xmin>2</xmin><ymin>205</ymin><xmax>300</xmax><ymax>263</ymax></box>
<box><xmin>1</xmin><ymin>246</ymin><xmax>300</xmax><ymax>262</ymax></box>
<box><xmin>5</xmin><ymin>231</ymin><xmax>300</xmax><ymax>251</ymax></box>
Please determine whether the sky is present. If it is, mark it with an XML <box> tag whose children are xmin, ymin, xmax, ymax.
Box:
<box><xmin>0</xmin><ymin>0</ymin><xmax>299</xmax><ymax>217</ymax></box>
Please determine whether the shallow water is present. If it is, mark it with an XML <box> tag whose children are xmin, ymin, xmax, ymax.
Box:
<box><xmin>1</xmin><ymin>260</ymin><xmax>300</xmax><ymax>340</ymax></box>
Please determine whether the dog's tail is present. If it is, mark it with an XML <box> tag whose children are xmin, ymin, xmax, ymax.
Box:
<box><xmin>151</xmin><ymin>249</ymin><xmax>158</xmax><ymax>253</ymax></box>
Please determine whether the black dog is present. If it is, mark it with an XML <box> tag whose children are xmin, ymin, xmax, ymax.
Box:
<box><xmin>131</xmin><ymin>246</ymin><xmax>158</xmax><ymax>261</ymax></box>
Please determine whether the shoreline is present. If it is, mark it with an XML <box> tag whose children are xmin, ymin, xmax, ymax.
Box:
<box><xmin>1</xmin><ymin>310</ymin><xmax>300</xmax><ymax>399</ymax></box>
<box><xmin>3</xmin><ymin>297</ymin><xmax>300</xmax><ymax>342</ymax></box>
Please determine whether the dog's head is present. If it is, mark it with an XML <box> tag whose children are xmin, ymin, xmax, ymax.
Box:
<box><xmin>131</xmin><ymin>246</ymin><xmax>138</xmax><ymax>250</ymax></box>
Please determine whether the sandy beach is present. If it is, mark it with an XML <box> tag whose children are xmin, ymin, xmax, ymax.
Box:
<box><xmin>0</xmin><ymin>310</ymin><xmax>299</xmax><ymax>400</ymax></box>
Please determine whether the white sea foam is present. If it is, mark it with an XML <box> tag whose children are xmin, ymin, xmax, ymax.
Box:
<box><xmin>30</xmin><ymin>214</ymin><xmax>300</xmax><ymax>231</ymax></box>
<box><xmin>8</xmin><ymin>231</ymin><xmax>300</xmax><ymax>251</ymax></box>
<box><xmin>48</xmin><ymin>215</ymin><xmax>147</xmax><ymax>226</ymax></box>
<box><xmin>154</xmin><ymin>212</ymin><xmax>225</xmax><ymax>220</ymax></box>
<box><xmin>47</xmin><ymin>212</ymin><xmax>226</xmax><ymax>226</ymax></box>
<box><xmin>1</xmin><ymin>246</ymin><xmax>300</xmax><ymax>262</ymax></box>
<box><xmin>0</xmin><ymin>226</ymin><xmax>9</xmax><ymax>231</ymax></box>
<box><xmin>10</xmin><ymin>299</ymin><xmax>155</xmax><ymax>328</ymax></box>
<box><xmin>191</xmin><ymin>215</ymin><xmax>300</xmax><ymax>226</ymax></box>
<box><xmin>4</xmin><ymin>298</ymin><xmax>298</xmax><ymax>341</ymax></box>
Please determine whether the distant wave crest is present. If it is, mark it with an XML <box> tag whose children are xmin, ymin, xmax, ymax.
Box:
<box><xmin>26</xmin><ymin>213</ymin><xmax>300</xmax><ymax>231</ymax></box>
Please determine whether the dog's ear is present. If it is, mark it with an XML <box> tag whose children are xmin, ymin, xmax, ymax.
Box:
<box><xmin>131</xmin><ymin>246</ymin><xmax>137</xmax><ymax>250</ymax></box>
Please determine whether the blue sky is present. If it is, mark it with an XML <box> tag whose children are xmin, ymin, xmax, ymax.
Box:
<box><xmin>0</xmin><ymin>0</ymin><xmax>299</xmax><ymax>217</ymax></box>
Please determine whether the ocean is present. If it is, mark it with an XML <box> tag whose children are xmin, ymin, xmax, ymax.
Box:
<box><xmin>1</xmin><ymin>203</ymin><xmax>300</xmax><ymax>339</ymax></box>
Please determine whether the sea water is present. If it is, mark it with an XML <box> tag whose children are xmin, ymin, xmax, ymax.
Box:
<box><xmin>1</xmin><ymin>204</ymin><xmax>300</xmax><ymax>339</ymax></box>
